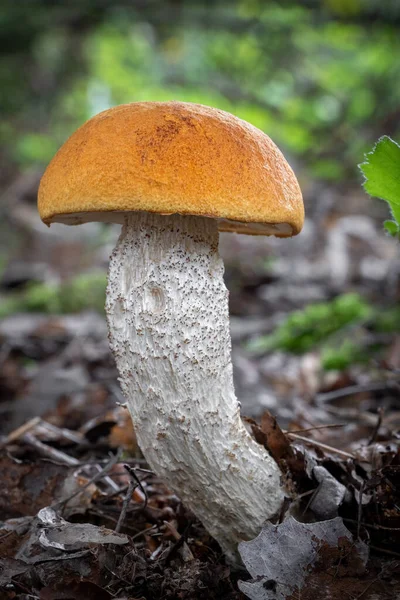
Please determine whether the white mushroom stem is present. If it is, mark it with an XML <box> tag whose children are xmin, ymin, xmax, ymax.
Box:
<box><xmin>106</xmin><ymin>212</ymin><xmax>284</xmax><ymax>556</ymax></box>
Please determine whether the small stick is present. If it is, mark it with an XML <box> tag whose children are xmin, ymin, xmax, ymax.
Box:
<box><xmin>163</xmin><ymin>521</ymin><xmax>194</xmax><ymax>564</ymax></box>
<box><xmin>130</xmin><ymin>523</ymin><xmax>158</xmax><ymax>541</ymax></box>
<box><xmin>21</xmin><ymin>431</ymin><xmax>119</xmax><ymax>493</ymax></box>
<box><xmin>284</xmin><ymin>424</ymin><xmax>344</xmax><ymax>434</ymax></box>
<box><xmin>301</xmin><ymin>482</ymin><xmax>323</xmax><ymax>517</ymax></box>
<box><xmin>0</xmin><ymin>417</ymin><xmax>41</xmax><ymax>449</ymax></box>
<box><xmin>130</xmin><ymin>466</ymin><xmax>154</xmax><ymax>475</ymax></box>
<box><xmin>104</xmin><ymin>484</ymin><xmax>129</xmax><ymax>501</ymax></box>
<box><xmin>324</xmin><ymin>407</ymin><xmax>378</xmax><ymax>425</ymax></box>
<box><xmin>344</xmin><ymin>517</ymin><xmax>400</xmax><ymax>531</ymax></box>
<box><xmin>115</xmin><ymin>476</ymin><xmax>138</xmax><ymax>533</ymax></box>
<box><xmin>149</xmin><ymin>544</ymin><xmax>165</xmax><ymax>561</ymax></box>
<box><xmin>316</xmin><ymin>382</ymin><xmax>392</xmax><ymax>404</ymax></box>
<box><xmin>39</xmin><ymin>420</ymin><xmax>84</xmax><ymax>444</ymax></box>
<box><xmin>286</xmin><ymin>432</ymin><xmax>356</xmax><ymax>459</ymax></box>
<box><xmin>22</xmin><ymin>433</ymin><xmax>79</xmax><ymax>466</ymax></box>
<box><xmin>367</xmin><ymin>408</ymin><xmax>384</xmax><ymax>446</ymax></box>
<box><xmin>357</xmin><ymin>481</ymin><xmax>365</xmax><ymax>539</ymax></box>
<box><xmin>369</xmin><ymin>545</ymin><xmax>400</xmax><ymax>558</ymax></box>
<box><xmin>54</xmin><ymin>450</ymin><xmax>122</xmax><ymax>507</ymax></box>
<box><xmin>94</xmin><ymin>463</ymin><xmax>120</xmax><ymax>492</ymax></box>
<box><xmin>87</xmin><ymin>507</ymin><xmax>140</xmax><ymax>533</ymax></box>
<box><xmin>124</xmin><ymin>464</ymin><xmax>148</xmax><ymax>512</ymax></box>
<box><xmin>58</xmin><ymin>457</ymin><xmax>148</xmax><ymax>467</ymax></box>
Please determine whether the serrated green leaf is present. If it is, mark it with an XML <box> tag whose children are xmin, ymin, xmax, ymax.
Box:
<box><xmin>384</xmin><ymin>220</ymin><xmax>399</xmax><ymax>236</ymax></box>
<box><xmin>359</xmin><ymin>136</ymin><xmax>400</xmax><ymax>227</ymax></box>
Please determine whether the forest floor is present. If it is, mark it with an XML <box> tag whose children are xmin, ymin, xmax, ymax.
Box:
<box><xmin>0</xmin><ymin>183</ymin><xmax>399</xmax><ymax>599</ymax></box>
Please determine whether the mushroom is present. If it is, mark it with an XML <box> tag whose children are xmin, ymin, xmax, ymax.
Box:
<box><xmin>38</xmin><ymin>101</ymin><xmax>304</xmax><ymax>557</ymax></box>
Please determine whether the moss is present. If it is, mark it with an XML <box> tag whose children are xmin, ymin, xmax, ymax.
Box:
<box><xmin>247</xmin><ymin>293</ymin><xmax>371</xmax><ymax>355</ymax></box>
<box><xmin>246</xmin><ymin>293</ymin><xmax>399</xmax><ymax>371</ymax></box>
<box><xmin>0</xmin><ymin>271</ymin><xmax>107</xmax><ymax>317</ymax></box>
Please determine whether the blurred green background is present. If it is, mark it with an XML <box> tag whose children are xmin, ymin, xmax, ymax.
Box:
<box><xmin>2</xmin><ymin>0</ymin><xmax>400</xmax><ymax>182</ymax></box>
<box><xmin>1</xmin><ymin>0</ymin><xmax>400</xmax><ymax>377</ymax></box>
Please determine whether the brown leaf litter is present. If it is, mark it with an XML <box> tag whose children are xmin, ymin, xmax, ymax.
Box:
<box><xmin>0</xmin><ymin>311</ymin><xmax>399</xmax><ymax>598</ymax></box>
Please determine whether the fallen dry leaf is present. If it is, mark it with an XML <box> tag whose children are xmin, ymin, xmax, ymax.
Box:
<box><xmin>0</xmin><ymin>456</ymin><xmax>69</xmax><ymax>519</ymax></box>
<box><xmin>238</xmin><ymin>516</ymin><xmax>370</xmax><ymax>600</ymax></box>
<box><xmin>0</xmin><ymin>507</ymin><xmax>130</xmax><ymax>595</ymax></box>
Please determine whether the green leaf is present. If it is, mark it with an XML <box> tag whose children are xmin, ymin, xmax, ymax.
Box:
<box><xmin>384</xmin><ymin>220</ymin><xmax>400</xmax><ymax>237</ymax></box>
<box><xmin>359</xmin><ymin>136</ymin><xmax>400</xmax><ymax>227</ymax></box>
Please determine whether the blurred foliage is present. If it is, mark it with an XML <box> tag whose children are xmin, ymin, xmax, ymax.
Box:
<box><xmin>247</xmin><ymin>292</ymin><xmax>400</xmax><ymax>370</ymax></box>
<box><xmin>2</xmin><ymin>0</ymin><xmax>400</xmax><ymax>183</ymax></box>
<box><xmin>248</xmin><ymin>293</ymin><xmax>372</xmax><ymax>354</ymax></box>
<box><xmin>321</xmin><ymin>340</ymin><xmax>368</xmax><ymax>371</ymax></box>
<box><xmin>374</xmin><ymin>305</ymin><xmax>400</xmax><ymax>333</ymax></box>
<box><xmin>2</xmin><ymin>274</ymin><xmax>400</xmax><ymax>371</ymax></box>
<box><xmin>0</xmin><ymin>272</ymin><xmax>107</xmax><ymax>317</ymax></box>
<box><xmin>360</xmin><ymin>135</ymin><xmax>400</xmax><ymax>236</ymax></box>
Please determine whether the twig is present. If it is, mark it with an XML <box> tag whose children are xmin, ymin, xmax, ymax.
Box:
<box><xmin>56</xmin><ymin>456</ymin><xmax>148</xmax><ymax>467</ymax></box>
<box><xmin>370</xmin><ymin>545</ymin><xmax>400</xmax><ymax>558</ymax></box>
<box><xmin>302</xmin><ymin>482</ymin><xmax>322</xmax><ymax>517</ymax></box>
<box><xmin>124</xmin><ymin>464</ymin><xmax>148</xmax><ymax>512</ymax></box>
<box><xmin>54</xmin><ymin>449</ymin><xmax>122</xmax><ymax>508</ymax></box>
<box><xmin>368</xmin><ymin>408</ymin><xmax>384</xmax><ymax>445</ymax></box>
<box><xmin>20</xmin><ymin>431</ymin><xmax>120</xmax><ymax>494</ymax></box>
<box><xmin>284</xmin><ymin>424</ymin><xmax>344</xmax><ymax>434</ymax></box>
<box><xmin>324</xmin><ymin>407</ymin><xmax>379</xmax><ymax>425</ymax></box>
<box><xmin>149</xmin><ymin>543</ymin><xmax>165</xmax><ymax>561</ymax></box>
<box><xmin>316</xmin><ymin>382</ymin><xmax>394</xmax><ymax>404</ymax></box>
<box><xmin>295</xmin><ymin>489</ymin><xmax>315</xmax><ymax>500</ymax></box>
<box><xmin>94</xmin><ymin>463</ymin><xmax>120</xmax><ymax>492</ymax></box>
<box><xmin>25</xmin><ymin>549</ymin><xmax>91</xmax><ymax>565</ymax></box>
<box><xmin>130</xmin><ymin>523</ymin><xmax>158</xmax><ymax>541</ymax></box>
<box><xmin>115</xmin><ymin>473</ymin><xmax>138</xmax><ymax>533</ymax></box>
<box><xmin>357</xmin><ymin>481</ymin><xmax>365</xmax><ymax>539</ymax></box>
<box><xmin>87</xmin><ymin>508</ymin><xmax>140</xmax><ymax>534</ymax></box>
<box><xmin>286</xmin><ymin>432</ymin><xmax>356</xmax><ymax>459</ymax></box>
<box><xmin>0</xmin><ymin>417</ymin><xmax>41</xmax><ymax>449</ymax></box>
<box><xmin>2</xmin><ymin>418</ymin><xmax>118</xmax><ymax>491</ymax></box>
<box><xmin>344</xmin><ymin>518</ymin><xmax>400</xmax><ymax>531</ymax></box>
<box><xmin>102</xmin><ymin>561</ymin><xmax>138</xmax><ymax>589</ymax></box>
<box><xmin>39</xmin><ymin>420</ymin><xmax>84</xmax><ymax>444</ymax></box>
<box><xmin>104</xmin><ymin>484</ymin><xmax>129</xmax><ymax>501</ymax></box>
<box><xmin>131</xmin><ymin>466</ymin><xmax>154</xmax><ymax>475</ymax></box>
<box><xmin>21</xmin><ymin>433</ymin><xmax>79</xmax><ymax>466</ymax></box>
<box><xmin>163</xmin><ymin>521</ymin><xmax>194</xmax><ymax>564</ymax></box>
